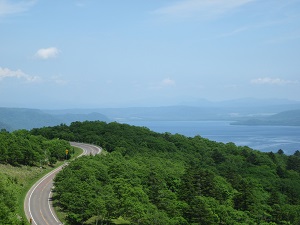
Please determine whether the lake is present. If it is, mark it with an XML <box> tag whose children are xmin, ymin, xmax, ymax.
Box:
<box><xmin>124</xmin><ymin>120</ymin><xmax>300</xmax><ymax>155</ymax></box>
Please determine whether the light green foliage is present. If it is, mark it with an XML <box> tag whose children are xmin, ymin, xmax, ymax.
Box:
<box><xmin>111</xmin><ymin>216</ymin><xmax>131</xmax><ymax>224</ymax></box>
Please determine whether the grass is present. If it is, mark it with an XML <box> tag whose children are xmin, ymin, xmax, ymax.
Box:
<box><xmin>0</xmin><ymin>163</ymin><xmax>63</xmax><ymax>224</ymax></box>
<box><xmin>0</xmin><ymin>146</ymin><xmax>83</xmax><ymax>225</ymax></box>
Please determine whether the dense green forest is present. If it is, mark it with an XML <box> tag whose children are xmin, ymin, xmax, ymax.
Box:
<box><xmin>31</xmin><ymin>121</ymin><xmax>300</xmax><ymax>225</ymax></box>
<box><xmin>0</xmin><ymin>129</ymin><xmax>71</xmax><ymax>224</ymax></box>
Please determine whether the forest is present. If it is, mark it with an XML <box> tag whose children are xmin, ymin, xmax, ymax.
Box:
<box><xmin>30</xmin><ymin>121</ymin><xmax>300</xmax><ymax>225</ymax></box>
<box><xmin>0</xmin><ymin>129</ymin><xmax>71</xmax><ymax>224</ymax></box>
<box><xmin>0</xmin><ymin>129</ymin><xmax>71</xmax><ymax>166</ymax></box>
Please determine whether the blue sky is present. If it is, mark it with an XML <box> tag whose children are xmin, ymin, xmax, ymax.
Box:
<box><xmin>0</xmin><ymin>0</ymin><xmax>300</xmax><ymax>108</ymax></box>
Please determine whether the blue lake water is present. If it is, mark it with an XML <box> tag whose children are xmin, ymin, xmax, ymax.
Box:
<box><xmin>124</xmin><ymin>121</ymin><xmax>300</xmax><ymax>155</ymax></box>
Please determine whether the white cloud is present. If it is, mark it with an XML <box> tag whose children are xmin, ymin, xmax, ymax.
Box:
<box><xmin>148</xmin><ymin>78</ymin><xmax>176</xmax><ymax>90</ymax></box>
<box><xmin>251</xmin><ymin>77</ymin><xmax>299</xmax><ymax>85</ymax></box>
<box><xmin>161</xmin><ymin>78</ymin><xmax>176</xmax><ymax>86</ymax></box>
<box><xmin>35</xmin><ymin>47</ymin><xmax>60</xmax><ymax>59</ymax></box>
<box><xmin>75</xmin><ymin>0</ymin><xmax>88</xmax><ymax>7</ymax></box>
<box><xmin>0</xmin><ymin>67</ymin><xmax>40</xmax><ymax>82</ymax></box>
<box><xmin>153</xmin><ymin>0</ymin><xmax>254</xmax><ymax>19</ymax></box>
<box><xmin>0</xmin><ymin>0</ymin><xmax>36</xmax><ymax>16</ymax></box>
<box><xmin>51</xmin><ymin>76</ymin><xmax>68</xmax><ymax>85</ymax></box>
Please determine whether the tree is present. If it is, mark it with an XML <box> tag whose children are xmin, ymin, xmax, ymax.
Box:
<box><xmin>277</xmin><ymin>149</ymin><xmax>284</xmax><ymax>155</ymax></box>
<box><xmin>185</xmin><ymin>196</ymin><xmax>219</xmax><ymax>225</ymax></box>
<box><xmin>286</xmin><ymin>156</ymin><xmax>300</xmax><ymax>172</ymax></box>
<box><xmin>211</xmin><ymin>149</ymin><xmax>226</xmax><ymax>164</ymax></box>
<box><xmin>293</xmin><ymin>150</ymin><xmax>300</xmax><ymax>157</ymax></box>
<box><xmin>85</xmin><ymin>196</ymin><xmax>107</xmax><ymax>225</ymax></box>
<box><xmin>49</xmin><ymin>157</ymin><xmax>57</xmax><ymax>166</ymax></box>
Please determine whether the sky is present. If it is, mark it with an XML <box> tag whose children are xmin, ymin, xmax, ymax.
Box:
<box><xmin>0</xmin><ymin>0</ymin><xmax>300</xmax><ymax>109</ymax></box>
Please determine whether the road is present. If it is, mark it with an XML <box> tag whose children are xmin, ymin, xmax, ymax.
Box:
<box><xmin>24</xmin><ymin>142</ymin><xmax>101</xmax><ymax>225</ymax></box>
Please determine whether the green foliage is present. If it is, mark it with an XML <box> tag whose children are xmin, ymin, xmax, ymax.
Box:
<box><xmin>286</xmin><ymin>155</ymin><xmax>300</xmax><ymax>172</ymax></box>
<box><xmin>0</xmin><ymin>129</ymin><xmax>71</xmax><ymax>166</ymax></box>
<box><xmin>32</xmin><ymin>121</ymin><xmax>300</xmax><ymax>224</ymax></box>
<box><xmin>111</xmin><ymin>216</ymin><xmax>131</xmax><ymax>224</ymax></box>
<box><xmin>0</xmin><ymin>173</ymin><xmax>19</xmax><ymax>224</ymax></box>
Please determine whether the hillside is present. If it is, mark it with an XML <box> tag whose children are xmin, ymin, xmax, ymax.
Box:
<box><xmin>0</xmin><ymin>107</ymin><xmax>110</xmax><ymax>131</ymax></box>
<box><xmin>32</xmin><ymin>121</ymin><xmax>300</xmax><ymax>225</ymax></box>
<box><xmin>0</xmin><ymin>107</ymin><xmax>59</xmax><ymax>131</ymax></box>
<box><xmin>232</xmin><ymin>109</ymin><xmax>300</xmax><ymax>126</ymax></box>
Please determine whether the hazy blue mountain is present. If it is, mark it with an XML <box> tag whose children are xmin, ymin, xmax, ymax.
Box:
<box><xmin>54</xmin><ymin>112</ymin><xmax>110</xmax><ymax>125</ymax></box>
<box><xmin>0</xmin><ymin>108</ymin><xmax>59</xmax><ymax>131</ymax></box>
<box><xmin>2</xmin><ymin>98</ymin><xmax>300</xmax><ymax>130</ymax></box>
<box><xmin>0</xmin><ymin>121</ymin><xmax>12</xmax><ymax>131</ymax></box>
<box><xmin>45</xmin><ymin>98</ymin><xmax>300</xmax><ymax>122</ymax></box>
<box><xmin>47</xmin><ymin>106</ymin><xmax>232</xmax><ymax>121</ymax></box>
<box><xmin>232</xmin><ymin>109</ymin><xmax>300</xmax><ymax>126</ymax></box>
<box><xmin>178</xmin><ymin>97</ymin><xmax>300</xmax><ymax>108</ymax></box>
<box><xmin>0</xmin><ymin>107</ymin><xmax>110</xmax><ymax>131</ymax></box>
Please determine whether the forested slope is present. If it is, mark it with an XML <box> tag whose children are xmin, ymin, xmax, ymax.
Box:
<box><xmin>0</xmin><ymin>129</ymin><xmax>71</xmax><ymax>224</ymax></box>
<box><xmin>31</xmin><ymin>121</ymin><xmax>300</xmax><ymax>225</ymax></box>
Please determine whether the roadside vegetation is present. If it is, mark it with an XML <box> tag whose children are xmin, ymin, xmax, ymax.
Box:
<box><xmin>31</xmin><ymin>121</ymin><xmax>300</xmax><ymax>225</ymax></box>
<box><xmin>0</xmin><ymin>129</ymin><xmax>72</xmax><ymax>224</ymax></box>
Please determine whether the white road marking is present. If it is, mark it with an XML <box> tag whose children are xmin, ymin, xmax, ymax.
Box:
<box><xmin>28</xmin><ymin>165</ymin><xmax>64</xmax><ymax>225</ymax></box>
<box><xmin>48</xmin><ymin>189</ymin><xmax>60</xmax><ymax>223</ymax></box>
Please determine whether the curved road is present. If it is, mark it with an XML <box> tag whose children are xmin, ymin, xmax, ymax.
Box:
<box><xmin>24</xmin><ymin>142</ymin><xmax>101</xmax><ymax>225</ymax></box>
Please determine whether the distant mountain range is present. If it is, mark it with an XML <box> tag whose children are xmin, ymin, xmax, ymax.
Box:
<box><xmin>231</xmin><ymin>109</ymin><xmax>300</xmax><ymax>126</ymax></box>
<box><xmin>1</xmin><ymin>99</ymin><xmax>300</xmax><ymax>130</ymax></box>
<box><xmin>0</xmin><ymin>108</ymin><xmax>110</xmax><ymax>131</ymax></box>
<box><xmin>45</xmin><ymin>98</ymin><xmax>300</xmax><ymax>123</ymax></box>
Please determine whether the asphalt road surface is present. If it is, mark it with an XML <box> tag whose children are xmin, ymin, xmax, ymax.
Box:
<box><xmin>24</xmin><ymin>142</ymin><xmax>101</xmax><ymax>225</ymax></box>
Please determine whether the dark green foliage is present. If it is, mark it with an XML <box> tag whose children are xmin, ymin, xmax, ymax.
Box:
<box><xmin>286</xmin><ymin>155</ymin><xmax>300</xmax><ymax>172</ymax></box>
<box><xmin>32</xmin><ymin>121</ymin><xmax>300</xmax><ymax>224</ymax></box>
<box><xmin>294</xmin><ymin>150</ymin><xmax>300</xmax><ymax>157</ymax></box>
